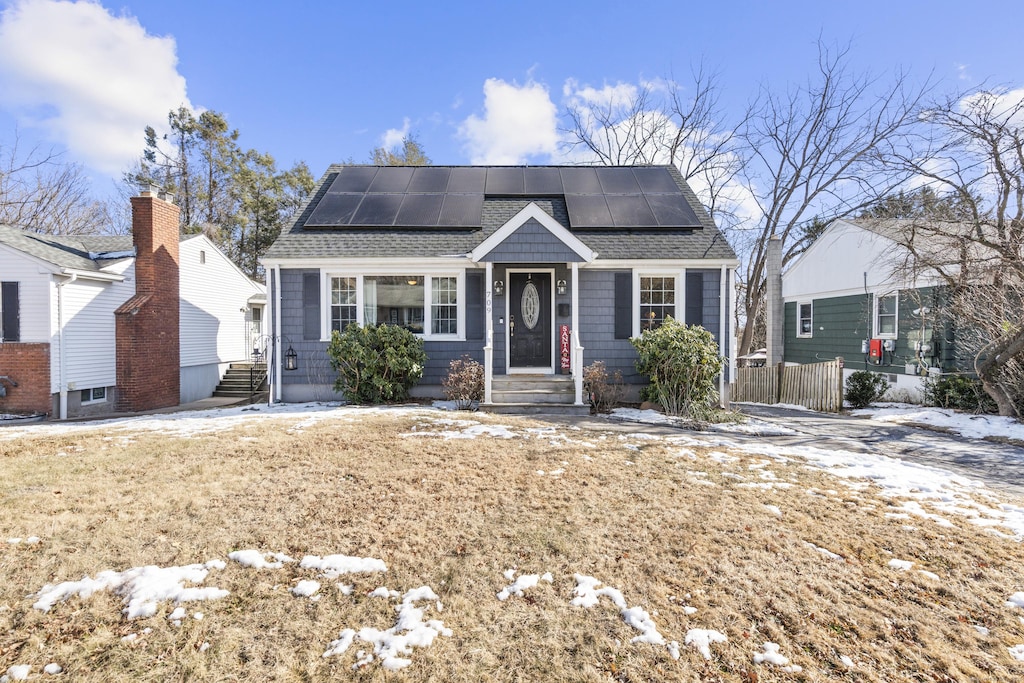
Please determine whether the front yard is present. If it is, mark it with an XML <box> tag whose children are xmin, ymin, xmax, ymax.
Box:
<box><xmin>2</xmin><ymin>404</ymin><xmax>1024</xmax><ymax>681</ymax></box>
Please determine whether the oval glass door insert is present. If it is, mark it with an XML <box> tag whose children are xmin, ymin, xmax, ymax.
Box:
<box><xmin>521</xmin><ymin>282</ymin><xmax>540</xmax><ymax>329</ymax></box>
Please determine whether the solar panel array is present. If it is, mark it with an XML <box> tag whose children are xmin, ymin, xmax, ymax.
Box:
<box><xmin>304</xmin><ymin>166</ymin><xmax>702</xmax><ymax>230</ymax></box>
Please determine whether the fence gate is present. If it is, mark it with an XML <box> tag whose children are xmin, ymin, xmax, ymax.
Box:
<box><xmin>733</xmin><ymin>358</ymin><xmax>844</xmax><ymax>412</ymax></box>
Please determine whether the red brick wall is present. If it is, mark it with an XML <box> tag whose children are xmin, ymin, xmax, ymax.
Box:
<box><xmin>115</xmin><ymin>194</ymin><xmax>180</xmax><ymax>412</ymax></box>
<box><xmin>0</xmin><ymin>343</ymin><xmax>51</xmax><ymax>416</ymax></box>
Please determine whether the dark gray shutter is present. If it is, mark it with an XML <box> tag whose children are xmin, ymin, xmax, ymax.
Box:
<box><xmin>1</xmin><ymin>282</ymin><xmax>19</xmax><ymax>342</ymax></box>
<box><xmin>614</xmin><ymin>272</ymin><xmax>632</xmax><ymax>339</ymax></box>
<box><xmin>303</xmin><ymin>272</ymin><xmax>320</xmax><ymax>340</ymax></box>
<box><xmin>685</xmin><ymin>272</ymin><xmax>704</xmax><ymax>327</ymax></box>
<box><xmin>466</xmin><ymin>272</ymin><xmax>484</xmax><ymax>341</ymax></box>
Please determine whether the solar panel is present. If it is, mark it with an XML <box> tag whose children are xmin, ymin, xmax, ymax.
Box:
<box><xmin>407</xmin><ymin>167</ymin><xmax>451</xmax><ymax>192</ymax></box>
<box><xmin>438</xmin><ymin>194</ymin><xmax>484</xmax><ymax>226</ymax></box>
<box><xmin>560</xmin><ymin>167</ymin><xmax>603</xmax><ymax>194</ymax></box>
<box><xmin>524</xmin><ymin>167</ymin><xmax>564</xmax><ymax>195</ymax></box>
<box><xmin>328</xmin><ymin>167</ymin><xmax>378</xmax><ymax>193</ymax></box>
<box><xmin>351</xmin><ymin>194</ymin><xmax>403</xmax><ymax>225</ymax></box>
<box><xmin>305</xmin><ymin>194</ymin><xmax>363</xmax><ymax>226</ymax></box>
<box><xmin>597</xmin><ymin>167</ymin><xmax>641</xmax><ymax>194</ymax></box>
<box><xmin>485</xmin><ymin>167</ymin><xmax>525</xmax><ymax>195</ymax></box>
<box><xmin>367</xmin><ymin>166</ymin><xmax>414</xmax><ymax>192</ymax></box>
<box><xmin>633</xmin><ymin>167</ymin><xmax>680</xmax><ymax>193</ymax></box>
<box><xmin>396</xmin><ymin>193</ymin><xmax>444</xmax><ymax>226</ymax></box>
<box><xmin>646</xmin><ymin>194</ymin><xmax>701</xmax><ymax>227</ymax></box>
<box><xmin>447</xmin><ymin>167</ymin><xmax>486</xmax><ymax>193</ymax></box>
<box><xmin>606</xmin><ymin>195</ymin><xmax>658</xmax><ymax>227</ymax></box>
<box><xmin>564</xmin><ymin>194</ymin><xmax>612</xmax><ymax>228</ymax></box>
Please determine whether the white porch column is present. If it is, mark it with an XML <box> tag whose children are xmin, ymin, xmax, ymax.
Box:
<box><xmin>483</xmin><ymin>261</ymin><xmax>494</xmax><ymax>404</ymax></box>
<box><xmin>273</xmin><ymin>265</ymin><xmax>282</xmax><ymax>404</ymax></box>
<box><xmin>572</xmin><ymin>262</ymin><xmax>584</xmax><ymax>405</ymax></box>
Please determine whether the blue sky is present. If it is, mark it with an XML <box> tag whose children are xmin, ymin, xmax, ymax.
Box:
<box><xmin>0</xmin><ymin>0</ymin><xmax>1021</xmax><ymax>201</ymax></box>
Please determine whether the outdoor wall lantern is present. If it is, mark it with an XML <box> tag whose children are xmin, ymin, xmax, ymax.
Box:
<box><xmin>556</xmin><ymin>279</ymin><xmax>567</xmax><ymax>295</ymax></box>
<box><xmin>493</xmin><ymin>280</ymin><xmax>504</xmax><ymax>296</ymax></box>
<box><xmin>284</xmin><ymin>346</ymin><xmax>299</xmax><ymax>371</ymax></box>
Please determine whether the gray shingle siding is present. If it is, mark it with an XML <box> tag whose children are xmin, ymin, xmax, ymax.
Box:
<box><xmin>580</xmin><ymin>270</ymin><xmax>643</xmax><ymax>383</ymax></box>
<box><xmin>479</xmin><ymin>220</ymin><xmax>586</xmax><ymax>263</ymax></box>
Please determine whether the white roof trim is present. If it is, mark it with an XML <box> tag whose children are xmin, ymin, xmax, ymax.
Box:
<box><xmin>60</xmin><ymin>267</ymin><xmax>125</xmax><ymax>283</ymax></box>
<box><xmin>469</xmin><ymin>202</ymin><xmax>596</xmax><ymax>263</ymax></box>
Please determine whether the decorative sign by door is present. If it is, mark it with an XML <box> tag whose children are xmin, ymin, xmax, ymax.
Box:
<box><xmin>560</xmin><ymin>325</ymin><xmax>571</xmax><ymax>373</ymax></box>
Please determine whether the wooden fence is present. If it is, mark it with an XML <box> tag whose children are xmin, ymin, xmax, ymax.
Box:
<box><xmin>733</xmin><ymin>357</ymin><xmax>844</xmax><ymax>412</ymax></box>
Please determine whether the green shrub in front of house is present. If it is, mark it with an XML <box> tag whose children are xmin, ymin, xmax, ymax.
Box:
<box><xmin>922</xmin><ymin>374</ymin><xmax>998</xmax><ymax>414</ymax></box>
<box><xmin>327</xmin><ymin>324</ymin><xmax>426</xmax><ymax>404</ymax></box>
<box><xmin>845</xmin><ymin>370</ymin><xmax>889</xmax><ymax>408</ymax></box>
<box><xmin>631</xmin><ymin>317</ymin><xmax>723</xmax><ymax>419</ymax></box>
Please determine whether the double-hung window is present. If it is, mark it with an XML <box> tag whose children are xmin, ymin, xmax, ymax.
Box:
<box><xmin>330</xmin><ymin>277</ymin><xmax>357</xmax><ymax>333</ymax></box>
<box><xmin>875</xmin><ymin>292</ymin><xmax>897</xmax><ymax>338</ymax></box>
<box><xmin>639</xmin><ymin>276</ymin><xmax>675</xmax><ymax>331</ymax></box>
<box><xmin>326</xmin><ymin>274</ymin><xmax>461</xmax><ymax>339</ymax></box>
<box><xmin>797</xmin><ymin>302</ymin><xmax>813</xmax><ymax>338</ymax></box>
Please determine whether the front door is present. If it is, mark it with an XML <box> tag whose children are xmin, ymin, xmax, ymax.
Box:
<box><xmin>508</xmin><ymin>272</ymin><xmax>551</xmax><ymax>369</ymax></box>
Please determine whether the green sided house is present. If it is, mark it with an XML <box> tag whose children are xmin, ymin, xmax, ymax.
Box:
<box><xmin>781</xmin><ymin>218</ymin><xmax>965</xmax><ymax>398</ymax></box>
<box><xmin>261</xmin><ymin>165</ymin><xmax>739</xmax><ymax>408</ymax></box>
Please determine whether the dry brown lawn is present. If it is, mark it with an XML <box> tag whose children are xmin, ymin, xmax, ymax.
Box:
<box><xmin>2</xmin><ymin>406</ymin><xmax>1024</xmax><ymax>681</ymax></box>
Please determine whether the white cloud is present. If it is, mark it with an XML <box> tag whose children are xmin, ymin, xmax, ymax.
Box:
<box><xmin>381</xmin><ymin>118</ymin><xmax>411</xmax><ymax>149</ymax></box>
<box><xmin>0</xmin><ymin>0</ymin><xmax>192</xmax><ymax>175</ymax></box>
<box><xmin>458</xmin><ymin>78</ymin><xmax>558</xmax><ymax>164</ymax></box>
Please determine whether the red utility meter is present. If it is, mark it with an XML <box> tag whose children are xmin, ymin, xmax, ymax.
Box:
<box><xmin>868</xmin><ymin>338</ymin><xmax>884</xmax><ymax>363</ymax></box>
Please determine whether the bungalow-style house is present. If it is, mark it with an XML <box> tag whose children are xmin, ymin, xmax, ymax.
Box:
<box><xmin>781</xmin><ymin>218</ymin><xmax>964</xmax><ymax>397</ymax></box>
<box><xmin>0</xmin><ymin>189</ymin><xmax>266</xmax><ymax>419</ymax></box>
<box><xmin>261</xmin><ymin>165</ymin><xmax>738</xmax><ymax>407</ymax></box>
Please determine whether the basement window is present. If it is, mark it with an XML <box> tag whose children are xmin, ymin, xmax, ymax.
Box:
<box><xmin>80</xmin><ymin>387</ymin><xmax>107</xmax><ymax>404</ymax></box>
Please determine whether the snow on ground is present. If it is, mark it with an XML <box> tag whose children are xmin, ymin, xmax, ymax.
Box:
<box><xmin>571</xmin><ymin>574</ymin><xmax>680</xmax><ymax>659</ymax></box>
<box><xmin>753</xmin><ymin>642</ymin><xmax>802</xmax><ymax>673</ymax></box>
<box><xmin>855</xmin><ymin>405</ymin><xmax>1024</xmax><ymax>443</ymax></box>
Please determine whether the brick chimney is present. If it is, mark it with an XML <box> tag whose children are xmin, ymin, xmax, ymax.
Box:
<box><xmin>114</xmin><ymin>188</ymin><xmax>180</xmax><ymax>412</ymax></box>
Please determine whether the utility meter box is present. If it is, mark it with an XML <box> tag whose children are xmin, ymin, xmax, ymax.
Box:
<box><xmin>868</xmin><ymin>338</ymin><xmax>884</xmax><ymax>362</ymax></box>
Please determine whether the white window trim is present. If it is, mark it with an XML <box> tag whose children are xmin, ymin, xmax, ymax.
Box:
<box><xmin>321</xmin><ymin>271</ymin><xmax>465</xmax><ymax>342</ymax></box>
<box><xmin>873</xmin><ymin>291</ymin><xmax>898</xmax><ymax>340</ymax></box>
<box><xmin>796</xmin><ymin>301</ymin><xmax>813</xmax><ymax>338</ymax></box>
<box><xmin>632</xmin><ymin>270</ymin><xmax>684</xmax><ymax>337</ymax></box>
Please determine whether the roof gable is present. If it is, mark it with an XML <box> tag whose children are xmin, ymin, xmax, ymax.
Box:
<box><xmin>470</xmin><ymin>203</ymin><xmax>595</xmax><ymax>263</ymax></box>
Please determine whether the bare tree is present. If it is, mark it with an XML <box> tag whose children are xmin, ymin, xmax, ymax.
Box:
<box><xmin>562</xmin><ymin>65</ymin><xmax>746</xmax><ymax>229</ymax></box>
<box><xmin>735</xmin><ymin>40</ymin><xmax>933</xmax><ymax>357</ymax></box>
<box><xmin>886</xmin><ymin>89</ymin><xmax>1024</xmax><ymax>416</ymax></box>
<box><xmin>0</xmin><ymin>132</ymin><xmax>110</xmax><ymax>235</ymax></box>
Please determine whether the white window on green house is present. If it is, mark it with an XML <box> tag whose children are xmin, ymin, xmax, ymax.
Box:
<box><xmin>330</xmin><ymin>276</ymin><xmax>358</xmax><ymax>332</ymax></box>
<box><xmin>431</xmin><ymin>276</ymin><xmax>458</xmax><ymax>335</ymax></box>
<box><xmin>875</xmin><ymin>293</ymin><xmax>898</xmax><ymax>338</ymax></box>
<box><xmin>639</xmin><ymin>276</ymin><xmax>675</xmax><ymax>331</ymax></box>
<box><xmin>364</xmin><ymin>276</ymin><xmax>425</xmax><ymax>333</ymax></box>
<box><xmin>797</xmin><ymin>302</ymin><xmax>813</xmax><ymax>338</ymax></box>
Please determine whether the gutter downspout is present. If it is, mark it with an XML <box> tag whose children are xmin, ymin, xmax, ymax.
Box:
<box><xmin>719</xmin><ymin>265</ymin><xmax>727</xmax><ymax>408</ymax></box>
<box><xmin>56</xmin><ymin>272</ymin><xmax>78</xmax><ymax>420</ymax></box>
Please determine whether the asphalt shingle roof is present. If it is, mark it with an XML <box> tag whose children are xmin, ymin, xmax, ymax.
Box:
<box><xmin>263</xmin><ymin>165</ymin><xmax>737</xmax><ymax>262</ymax></box>
<box><xmin>0</xmin><ymin>225</ymin><xmax>134</xmax><ymax>271</ymax></box>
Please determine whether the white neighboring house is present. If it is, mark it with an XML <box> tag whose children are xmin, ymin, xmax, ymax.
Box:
<box><xmin>179</xmin><ymin>234</ymin><xmax>267</xmax><ymax>402</ymax></box>
<box><xmin>0</xmin><ymin>220</ymin><xmax>265</xmax><ymax>419</ymax></box>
